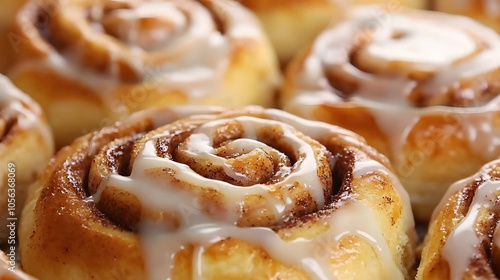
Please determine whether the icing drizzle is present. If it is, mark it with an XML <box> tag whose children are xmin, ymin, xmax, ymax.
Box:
<box><xmin>0</xmin><ymin>75</ymin><xmax>53</xmax><ymax>144</ymax></box>
<box><xmin>284</xmin><ymin>5</ymin><xmax>500</xmax><ymax>162</ymax></box>
<box><xmin>10</xmin><ymin>0</ymin><xmax>266</xmax><ymax>112</ymax></box>
<box><xmin>431</xmin><ymin>158</ymin><xmax>500</xmax><ymax>279</ymax></box>
<box><xmin>87</xmin><ymin>107</ymin><xmax>413</xmax><ymax>279</ymax></box>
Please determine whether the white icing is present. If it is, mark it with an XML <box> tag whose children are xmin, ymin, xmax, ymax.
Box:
<box><xmin>262</xmin><ymin>107</ymin><xmax>362</xmax><ymax>141</ymax></box>
<box><xmin>283</xmin><ymin>6</ymin><xmax>500</xmax><ymax>166</ymax></box>
<box><xmin>442</xmin><ymin>180</ymin><xmax>500</xmax><ymax>280</ymax></box>
<box><xmin>431</xmin><ymin>158</ymin><xmax>500</xmax><ymax>222</ymax></box>
<box><xmin>0</xmin><ymin>75</ymin><xmax>53</xmax><ymax>145</ymax></box>
<box><xmin>9</xmin><ymin>0</ymin><xmax>265</xmax><ymax>113</ymax></box>
<box><xmin>140</xmin><ymin>201</ymin><xmax>403</xmax><ymax>280</ymax></box>
<box><xmin>358</xmin><ymin>17</ymin><xmax>476</xmax><ymax>73</ymax></box>
<box><xmin>86</xmin><ymin>108</ymin><xmax>411</xmax><ymax>279</ymax></box>
<box><xmin>100</xmin><ymin>116</ymin><xmax>329</xmax><ymax>226</ymax></box>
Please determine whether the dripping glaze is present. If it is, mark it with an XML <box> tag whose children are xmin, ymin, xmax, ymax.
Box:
<box><xmin>0</xmin><ymin>75</ymin><xmax>52</xmax><ymax>143</ymax></box>
<box><xmin>441</xmin><ymin>180</ymin><xmax>500</xmax><ymax>280</ymax></box>
<box><xmin>9</xmin><ymin>0</ymin><xmax>263</xmax><ymax>105</ymax></box>
<box><xmin>86</xmin><ymin>108</ymin><xmax>412</xmax><ymax>279</ymax></box>
<box><xmin>428</xmin><ymin>159</ymin><xmax>500</xmax><ymax>280</ymax></box>
<box><xmin>284</xmin><ymin>6</ymin><xmax>500</xmax><ymax>161</ymax></box>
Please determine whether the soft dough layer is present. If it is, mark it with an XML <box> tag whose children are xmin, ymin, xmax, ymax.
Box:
<box><xmin>418</xmin><ymin>158</ymin><xmax>500</xmax><ymax>279</ymax></box>
<box><xmin>0</xmin><ymin>0</ymin><xmax>27</xmax><ymax>73</ymax></box>
<box><xmin>237</xmin><ymin>0</ymin><xmax>429</xmax><ymax>64</ymax></box>
<box><xmin>281</xmin><ymin>5</ymin><xmax>500</xmax><ymax>221</ymax></box>
<box><xmin>0</xmin><ymin>75</ymin><xmax>54</xmax><ymax>244</ymax></box>
<box><xmin>0</xmin><ymin>250</ymin><xmax>35</xmax><ymax>280</ymax></box>
<box><xmin>6</xmin><ymin>0</ymin><xmax>280</xmax><ymax>147</ymax></box>
<box><xmin>19</xmin><ymin>106</ymin><xmax>416</xmax><ymax>280</ymax></box>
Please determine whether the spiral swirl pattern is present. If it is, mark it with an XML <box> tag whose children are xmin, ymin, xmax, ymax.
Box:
<box><xmin>418</xmin><ymin>158</ymin><xmax>500</xmax><ymax>279</ymax></box>
<box><xmin>283</xmin><ymin>5</ymin><xmax>500</xmax><ymax>107</ymax></box>
<box><xmin>281</xmin><ymin>5</ymin><xmax>500</xmax><ymax>221</ymax></box>
<box><xmin>19</xmin><ymin>106</ymin><xmax>416</xmax><ymax>279</ymax></box>
<box><xmin>0</xmin><ymin>75</ymin><xmax>53</xmax><ymax>243</ymax></box>
<box><xmin>8</xmin><ymin>0</ymin><xmax>279</xmax><ymax>147</ymax></box>
<box><xmin>89</xmin><ymin>110</ymin><xmax>334</xmax><ymax>229</ymax></box>
<box><xmin>42</xmin><ymin>0</ymin><xmax>234</xmax><ymax>82</ymax></box>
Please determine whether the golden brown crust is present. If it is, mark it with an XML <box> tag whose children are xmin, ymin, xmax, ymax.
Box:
<box><xmin>6</xmin><ymin>0</ymin><xmax>280</xmax><ymax>148</ymax></box>
<box><xmin>417</xmin><ymin>159</ymin><xmax>500</xmax><ymax>280</ymax></box>
<box><xmin>281</xmin><ymin>5</ymin><xmax>500</xmax><ymax>222</ymax></box>
<box><xmin>237</xmin><ymin>0</ymin><xmax>428</xmax><ymax>64</ymax></box>
<box><xmin>236</xmin><ymin>0</ymin><xmax>343</xmax><ymax>65</ymax></box>
<box><xmin>20</xmin><ymin>106</ymin><xmax>416</xmax><ymax>279</ymax></box>
<box><xmin>239</xmin><ymin>0</ymin><xmax>427</xmax><ymax>11</ymax></box>
<box><xmin>238</xmin><ymin>0</ymin><xmax>336</xmax><ymax>11</ymax></box>
<box><xmin>0</xmin><ymin>75</ymin><xmax>54</xmax><ymax>244</ymax></box>
<box><xmin>0</xmin><ymin>0</ymin><xmax>27</xmax><ymax>73</ymax></box>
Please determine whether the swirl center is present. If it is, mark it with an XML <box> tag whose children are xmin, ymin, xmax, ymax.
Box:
<box><xmin>175</xmin><ymin>119</ymin><xmax>294</xmax><ymax>186</ymax></box>
<box><xmin>96</xmin><ymin>1</ymin><xmax>187</xmax><ymax>50</ymax></box>
<box><xmin>313</xmin><ymin>7</ymin><xmax>500</xmax><ymax>107</ymax></box>
<box><xmin>355</xmin><ymin>16</ymin><xmax>476</xmax><ymax>74</ymax></box>
<box><xmin>89</xmin><ymin>114</ymin><xmax>333</xmax><ymax>229</ymax></box>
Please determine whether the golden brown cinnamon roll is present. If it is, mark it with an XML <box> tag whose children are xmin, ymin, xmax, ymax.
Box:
<box><xmin>6</xmin><ymin>0</ymin><xmax>280</xmax><ymax>148</ymax></box>
<box><xmin>417</xmin><ymin>158</ymin><xmax>500</xmax><ymax>279</ymax></box>
<box><xmin>0</xmin><ymin>250</ymin><xmax>35</xmax><ymax>280</ymax></box>
<box><xmin>433</xmin><ymin>0</ymin><xmax>500</xmax><ymax>32</ymax></box>
<box><xmin>0</xmin><ymin>0</ymin><xmax>27</xmax><ymax>73</ymax></box>
<box><xmin>281</xmin><ymin>5</ymin><xmax>500</xmax><ymax>221</ymax></box>
<box><xmin>19</xmin><ymin>106</ymin><xmax>416</xmax><ymax>279</ymax></box>
<box><xmin>236</xmin><ymin>0</ymin><xmax>428</xmax><ymax>65</ymax></box>
<box><xmin>0</xmin><ymin>75</ymin><xmax>54</xmax><ymax>243</ymax></box>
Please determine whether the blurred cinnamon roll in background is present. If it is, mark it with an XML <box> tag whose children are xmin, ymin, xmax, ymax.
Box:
<box><xmin>236</xmin><ymin>0</ymin><xmax>428</xmax><ymax>65</ymax></box>
<box><xmin>281</xmin><ymin>5</ymin><xmax>500</xmax><ymax>221</ymax></box>
<box><xmin>0</xmin><ymin>250</ymin><xmax>34</xmax><ymax>280</ymax></box>
<box><xmin>5</xmin><ymin>0</ymin><xmax>280</xmax><ymax>148</ymax></box>
<box><xmin>433</xmin><ymin>0</ymin><xmax>500</xmax><ymax>32</ymax></box>
<box><xmin>0</xmin><ymin>75</ymin><xmax>54</xmax><ymax>244</ymax></box>
<box><xmin>0</xmin><ymin>0</ymin><xmax>27</xmax><ymax>73</ymax></box>
<box><xmin>417</xmin><ymin>158</ymin><xmax>500</xmax><ymax>279</ymax></box>
<box><xmin>19</xmin><ymin>106</ymin><xmax>416</xmax><ymax>279</ymax></box>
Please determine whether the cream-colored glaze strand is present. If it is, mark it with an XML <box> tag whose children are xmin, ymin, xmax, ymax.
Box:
<box><xmin>285</xmin><ymin>6</ymin><xmax>500</xmax><ymax>161</ymax></box>
<box><xmin>441</xmin><ymin>180</ymin><xmax>500</xmax><ymax>280</ymax></box>
<box><xmin>294</xmin><ymin>6</ymin><xmax>500</xmax><ymax>105</ymax></box>
<box><xmin>88</xmin><ymin>108</ymin><xmax>410</xmax><ymax>279</ymax></box>
<box><xmin>429</xmin><ymin>159</ymin><xmax>500</xmax><ymax>279</ymax></box>
<box><xmin>9</xmin><ymin>0</ymin><xmax>262</xmax><ymax>105</ymax></box>
<box><xmin>0</xmin><ymin>75</ymin><xmax>52</xmax><ymax>144</ymax></box>
<box><xmin>102</xmin><ymin>116</ymin><xmax>328</xmax><ymax>226</ymax></box>
<box><xmin>139</xmin><ymin>201</ymin><xmax>402</xmax><ymax>280</ymax></box>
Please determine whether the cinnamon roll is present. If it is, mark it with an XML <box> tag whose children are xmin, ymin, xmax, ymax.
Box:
<box><xmin>19</xmin><ymin>106</ymin><xmax>416</xmax><ymax>279</ymax></box>
<box><xmin>6</xmin><ymin>0</ymin><xmax>280</xmax><ymax>148</ymax></box>
<box><xmin>281</xmin><ymin>5</ymin><xmax>500</xmax><ymax>221</ymax></box>
<box><xmin>0</xmin><ymin>251</ymin><xmax>34</xmax><ymax>280</ymax></box>
<box><xmin>0</xmin><ymin>75</ymin><xmax>54</xmax><ymax>243</ymax></box>
<box><xmin>0</xmin><ymin>0</ymin><xmax>27</xmax><ymax>73</ymax></box>
<box><xmin>417</xmin><ymin>158</ymin><xmax>500</xmax><ymax>279</ymax></box>
<box><xmin>433</xmin><ymin>0</ymin><xmax>500</xmax><ymax>33</ymax></box>
<box><xmin>236</xmin><ymin>0</ymin><xmax>428</xmax><ymax>65</ymax></box>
